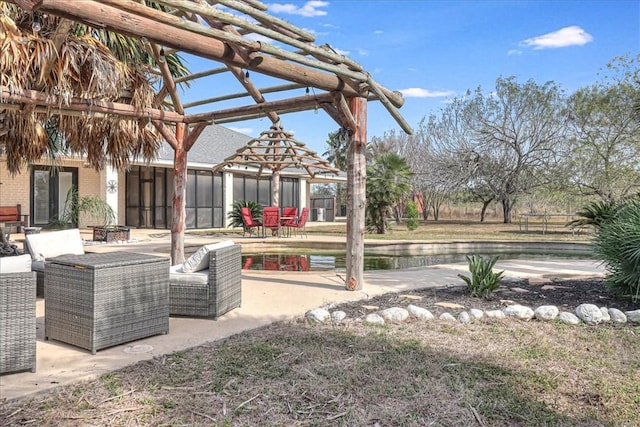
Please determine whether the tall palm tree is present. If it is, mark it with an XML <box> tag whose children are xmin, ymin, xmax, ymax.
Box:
<box><xmin>366</xmin><ymin>152</ymin><xmax>414</xmax><ymax>234</ymax></box>
<box><xmin>322</xmin><ymin>130</ymin><xmax>348</xmax><ymax>214</ymax></box>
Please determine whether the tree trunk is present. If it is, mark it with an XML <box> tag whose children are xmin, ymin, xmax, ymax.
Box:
<box><xmin>480</xmin><ymin>200</ymin><xmax>492</xmax><ymax>222</ymax></box>
<box><xmin>171</xmin><ymin>123</ymin><xmax>187</xmax><ymax>265</ymax></box>
<box><xmin>502</xmin><ymin>198</ymin><xmax>514</xmax><ymax>224</ymax></box>
<box><xmin>345</xmin><ymin>97</ymin><xmax>367</xmax><ymax>291</ymax></box>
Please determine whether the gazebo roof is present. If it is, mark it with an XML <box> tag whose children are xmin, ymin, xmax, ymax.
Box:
<box><xmin>213</xmin><ymin>125</ymin><xmax>339</xmax><ymax>178</ymax></box>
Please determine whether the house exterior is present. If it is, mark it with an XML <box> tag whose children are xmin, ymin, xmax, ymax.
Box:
<box><xmin>0</xmin><ymin>125</ymin><xmax>342</xmax><ymax>230</ymax></box>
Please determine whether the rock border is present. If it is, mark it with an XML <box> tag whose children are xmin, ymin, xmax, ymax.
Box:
<box><xmin>305</xmin><ymin>303</ymin><xmax>640</xmax><ymax>327</ymax></box>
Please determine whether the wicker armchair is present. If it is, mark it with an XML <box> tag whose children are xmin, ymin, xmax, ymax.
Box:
<box><xmin>169</xmin><ymin>243</ymin><xmax>242</xmax><ymax>319</ymax></box>
<box><xmin>0</xmin><ymin>271</ymin><xmax>37</xmax><ymax>374</ymax></box>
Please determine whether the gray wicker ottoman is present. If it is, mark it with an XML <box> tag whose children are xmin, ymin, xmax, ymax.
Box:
<box><xmin>44</xmin><ymin>252</ymin><xmax>170</xmax><ymax>354</ymax></box>
<box><xmin>0</xmin><ymin>271</ymin><xmax>36</xmax><ymax>374</ymax></box>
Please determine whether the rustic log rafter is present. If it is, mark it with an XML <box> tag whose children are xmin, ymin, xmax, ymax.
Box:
<box><xmin>7</xmin><ymin>0</ymin><xmax>410</xmax><ymax>133</ymax></box>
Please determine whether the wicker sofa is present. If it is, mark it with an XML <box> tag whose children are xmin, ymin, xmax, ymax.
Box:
<box><xmin>169</xmin><ymin>240</ymin><xmax>242</xmax><ymax>319</ymax></box>
<box><xmin>0</xmin><ymin>254</ymin><xmax>37</xmax><ymax>374</ymax></box>
<box><xmin>24</xmin><ymin>228</ymin><xmax>85</xmax><ymax>297</ymax></box>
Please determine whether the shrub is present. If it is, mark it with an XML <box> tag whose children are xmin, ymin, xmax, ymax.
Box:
<box><xmin>228</xmin><ymin>200</ymin><xmax>262</xmax><ymax>230</ymax></box>
<box><xmin>593</xmin><ymin>198</ymin><xmax>640</xmax><ymax>302</ymax></box>
<box><xmin>458</xmin><ymin>255</ymin><xmax>504</xmax><ymax>298</ymax></box>
<box><xmin>406</xmin><ymin>201</ymin><xmax>419</xmax><ymax>231</ymax></box>
<box><xmin>567</xmin><ymin>200</ymin><xmax>619</xmax><ymax>232</ymax></box>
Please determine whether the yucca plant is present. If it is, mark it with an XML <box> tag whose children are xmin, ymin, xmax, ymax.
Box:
<box><xmin>227</xmin><ymin>200</ymin><xmax>262</xmax><ymax>230</ymax></box>
<box><xmin>593</xmin><ymin>198</ymin><xmax>640</xmax><ymax>302</ymax></box>
<box><xmin>458</xmin><ymin>255</ymin><xmax>504</xmax><ymax>298</ymax></box>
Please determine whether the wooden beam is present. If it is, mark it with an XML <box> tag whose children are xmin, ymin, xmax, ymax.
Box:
<box><xmin>182</xmin><ymin>82</ymin><xmax>304</xmax><ymax>109</ymax></box>
<box><xmin>184</xmin><ymin>92</ymin><xmax>334</xmax><ymax>123</ymax></box>
<box><xmin>34</xmin><ymin>0</ymin><xmax>405</xmax><ymax>106</ymax></box>
<box><xmin>345</xmin><ymin>97</ymin><xmax>367</xmax><ymax>291</ymax></box>
<box><xmin>329</xmin><ymin>91</ymin><xmax>357</xmax><ymax>132</ymax></box>
<box><xmin>0</xmin><ymin>86</ymin><xmax>184</xmax><ymax>123</ymax></box>
<box><xmin>151</xmin><ymin>43</ymin><xmax>184</xmax><ymax>115</ymax></box>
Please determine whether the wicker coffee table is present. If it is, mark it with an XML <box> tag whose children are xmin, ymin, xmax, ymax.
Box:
<box><xmin>44</xmin><ymin>252</ymin><xmax>170</xmax><ymax>354</ymax></box>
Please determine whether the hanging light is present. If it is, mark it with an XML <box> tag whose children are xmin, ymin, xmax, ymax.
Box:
<box><xmin>158</xmin><ymin>47</ymin><xmax>166</xmax><ymax>64</ymax></box>
<box><xmin>31</xmin><ymin>13</ymin><xmax>41</xmax><ymax>33</ymax></box>
<box><xmin>245</xmin><ymin>69</ymin><xmax>250</xmax><ymax>79</ymax></box>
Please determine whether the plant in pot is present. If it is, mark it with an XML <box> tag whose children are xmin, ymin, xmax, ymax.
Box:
<box><xmin>49</xmin><ymin>188</ymin><xmax>127</xmax><ymax>242</ymax></box>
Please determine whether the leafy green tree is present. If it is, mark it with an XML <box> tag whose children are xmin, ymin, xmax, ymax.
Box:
<box><xmin>565</xmin><ymin>55</ymin><xmax>640</xmax><ymax>202</ymax></box>
<box><xmin>366</xmin><ymin>152</ymin><xmax>413</xmax><ymax>234</ymax></box>
<box><xmin>406</xmin><ymin>201</ymin><xmax>419</xmax><ymax>230</ymax></box>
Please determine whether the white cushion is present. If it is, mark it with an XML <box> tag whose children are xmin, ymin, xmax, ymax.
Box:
<box><xmin>170</xmin><ymin>264</ymin><xmax>209</xmax><ymax>285</ymax></box>
<box><xmin>25</xmin><ymin>228</ymin><xmax>85</xmax><ymax>261</ymax></box>
<box><xmin>0</xmin><ymin>254</ymin><xmax>32</xmax><ymax>273</ymax></box>
<box><xmin>181</xmin><ymin>240</ymin><xmax>234</xmax><ymax>273</ymax></box>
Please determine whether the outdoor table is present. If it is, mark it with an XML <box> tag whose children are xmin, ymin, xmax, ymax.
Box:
<box><xmin>44</xmin><ymin>251</ymin><xmax>170</xmax><ymax>354</ymax></box>
<box><xmin>280</xmin><ymin>216</ymin><xmax>296</xmax><ymax>237</ymax></box>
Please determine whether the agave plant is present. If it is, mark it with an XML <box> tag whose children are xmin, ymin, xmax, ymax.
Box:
<box><xmin>458</xmin><ymin>255</ymin><xmax>504</xmax><ymax>298</ymax></box>
<box><xmin>227</xmin><ymin>200</ymin><xmax>262</xmax><ymax>230</ymax></box>
<box><xmin>593</xmin><ymin>198</ymin><xmax>640</xmax><ymax>302</ymax></box>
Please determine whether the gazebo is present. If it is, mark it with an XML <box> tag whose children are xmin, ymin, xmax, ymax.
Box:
<box><xmin>1</xmin><ymin>0</ymin><xmax>411</xmax><ymax>291</ymax></box>
<box><xmin>214</xmin><ymin>125</ymin><xmax>340</xmax><ymax>207</ymax></box>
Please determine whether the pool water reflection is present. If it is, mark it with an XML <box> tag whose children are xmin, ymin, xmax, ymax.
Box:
<box><xmin>241</xmin><ymin>251</ymin><xmax>594</xmax><ymax>272</ymax></box>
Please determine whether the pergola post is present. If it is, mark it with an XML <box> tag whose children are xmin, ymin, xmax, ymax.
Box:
<box><xmin>171</xmin><ymin>123</ymin><xmax>187</xmax><ymax>265</ymax></box>
<box><xmin>272</xmin><ymin>170</ymin><xmax>281</xmax><ymax>207</ymax></box>
<box><xmin>345</xmin><ymin>97</ymin><xmax>367</xmax><ymax>291</ymax></box>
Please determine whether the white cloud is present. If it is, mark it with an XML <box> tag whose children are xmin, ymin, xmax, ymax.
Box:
<box><xmin>358</xmin><ymin>48</ymin><xmax>369</xmax><ymax>56</ymax></box>
<box><xmin>227</xmin><ymin>126</ymin><xmax>254</xmax><ymax>135</ymax></box>
<box><xmin>244</xmin><ymin>32</ymin><xmax>274</xmax><ymax>43</ymax></box>
<box><xmin>507</xmin><ymin>49</ymin><xmax>522</xmax><ymax>56</ymax></box>
<box><xmin>522</xmin><ymin>26</ymin><xmax>593</xmax><ymax>49</ymax></box>
<box><xmin>373</xmin><ymin>30</ymin><xmax>384</xmax><ymax>35</ymax></box>
<box><xmin>333</xmin><ymin>47</ymin><xmax>349</xmax><ymax>56</ymax></box>
<box><xmin>268</xmin><ymin>1</ymin><xmax>329</xmax><ymax>17</ymax></box>
<box><xmin>399</xmin><ymin>88</ymin><xmax>455</xmax><ymax>98</ymax></box>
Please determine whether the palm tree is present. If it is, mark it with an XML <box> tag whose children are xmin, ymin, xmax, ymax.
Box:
<box><xmin>0</xmin><ymin>4</ymin><xmax>188</xmax><ymax>174</ymax></box>
<box><xmin>322</xmin><ymin>130</ymin><xmax>348</xmax><ymax>215</ymax></box>
<box><xmin>366</xmin><ymin>152</ymin><xmax>414</xmax><ymax>234</ymax></box>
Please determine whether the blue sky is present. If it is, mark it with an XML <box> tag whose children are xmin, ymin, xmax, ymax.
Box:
<box><xmin>182</xmin><ymin>0</ymin><xmax>639</xmax><ymax>157</ymax></box>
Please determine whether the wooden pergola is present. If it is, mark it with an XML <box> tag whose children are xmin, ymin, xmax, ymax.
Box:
<box><xmin>4</xmin><ymin>0</ymin><xmax>411</xmax><ymax>291</ymax></box>
<box><xmin>214</xmin><ymin>125</ymin><xmax>340</xmax><ymax>207</ymax></box>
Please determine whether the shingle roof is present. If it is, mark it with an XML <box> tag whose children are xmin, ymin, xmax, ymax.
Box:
<box><xmin>155</xmin><ymin>125</ymin><xmax>252</xmax><ymax>165</ymax></box>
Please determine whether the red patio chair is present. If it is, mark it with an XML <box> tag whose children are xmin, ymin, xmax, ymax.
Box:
<box><xmin>288</xmin><ymin>207</ymin><xmax>309</xmax><ymax>238</ymax></box>
<box><xmin>282</xmin><ymin>207</ymin><xmax>298</xmax><ymax>236</ymax></box>
<box><xmin>241</xmin><ymin>207</ymin><xmax>261</xmax><ymax>237</ymax></box>
<box><xmin>262</xmin><ymin>206</ymin><xmax>281</xmax><ymax>237</ymax></box>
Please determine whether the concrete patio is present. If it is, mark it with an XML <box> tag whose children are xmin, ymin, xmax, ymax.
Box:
<box><xmin>0</xmin><ymin>228</ymin><xmax>605</xmax><ymax>401</ymax></box>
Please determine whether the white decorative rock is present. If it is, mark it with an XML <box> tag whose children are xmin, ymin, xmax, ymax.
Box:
<box><xmin>331</xmin><ymin>311</ymin><xmax>347</xmax><ymax>322</ymax></box>
<box><xmin>503</xmin><ymin>305</ymin><xmax>535</xmax><ymax>320</ymax></box>
<box><xmin>559</xmin><ymin>311</ymin><xmax>581</xmax><ymax>325</ymax></box>
<box><xmin>407</xmin><ymin>304</ymin><xmax>435</xmax><ymax>321</ymax></box>
<box><xmin>439</xmin><ymin>312</ymin><xmax>456</xmax><ymax>321</ymax></box>
<box><xmin>458</xmin><ymin>311</ymin><xmax>472</xmax><ymax>324</ymax></box>
<box><xmin>380</xmin><ymin>307</ymin><xmax>409</xmax><ymax>323</ymax></box>
<box><xmin>485</xmin><ymin>309</ymin><xmax>506</xmax><ymax>319</ymax></box>
<box><xmin>608</xmin><ymin>308</ymin><xmax>627</xmax><ymax>323</ymax></box>
<box><xmin>599</xmin><ymin>307</ymin><xmax>611</xmax><ymax>322</ymax></box>
<box><xmin>469</xmin><ymin>308</ymin><xmax>484</xmax><ymax>319</ymax></box>
<box><xmin>575</xmin><ymin>304</ymin><xmax>603</xmax><ymax>325</ymax></box>
<box><xmin>625</xmin><ymin>309</ymin><xmax>640</xmax><ymax>323</ymax></box>
<box><xmin>306</xmin><ymin>308</ymin><xmax>330</xmax><ymax>324</ymax></box>
<box><xmin>364</xmin><ymin>313</ymin><xmax>385</xmax><ymax>325</ymax></box>
<box><xmin>534</xmin><ymin>305</ymin><xmax>559</xmax><ymax>321</ymax></box>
